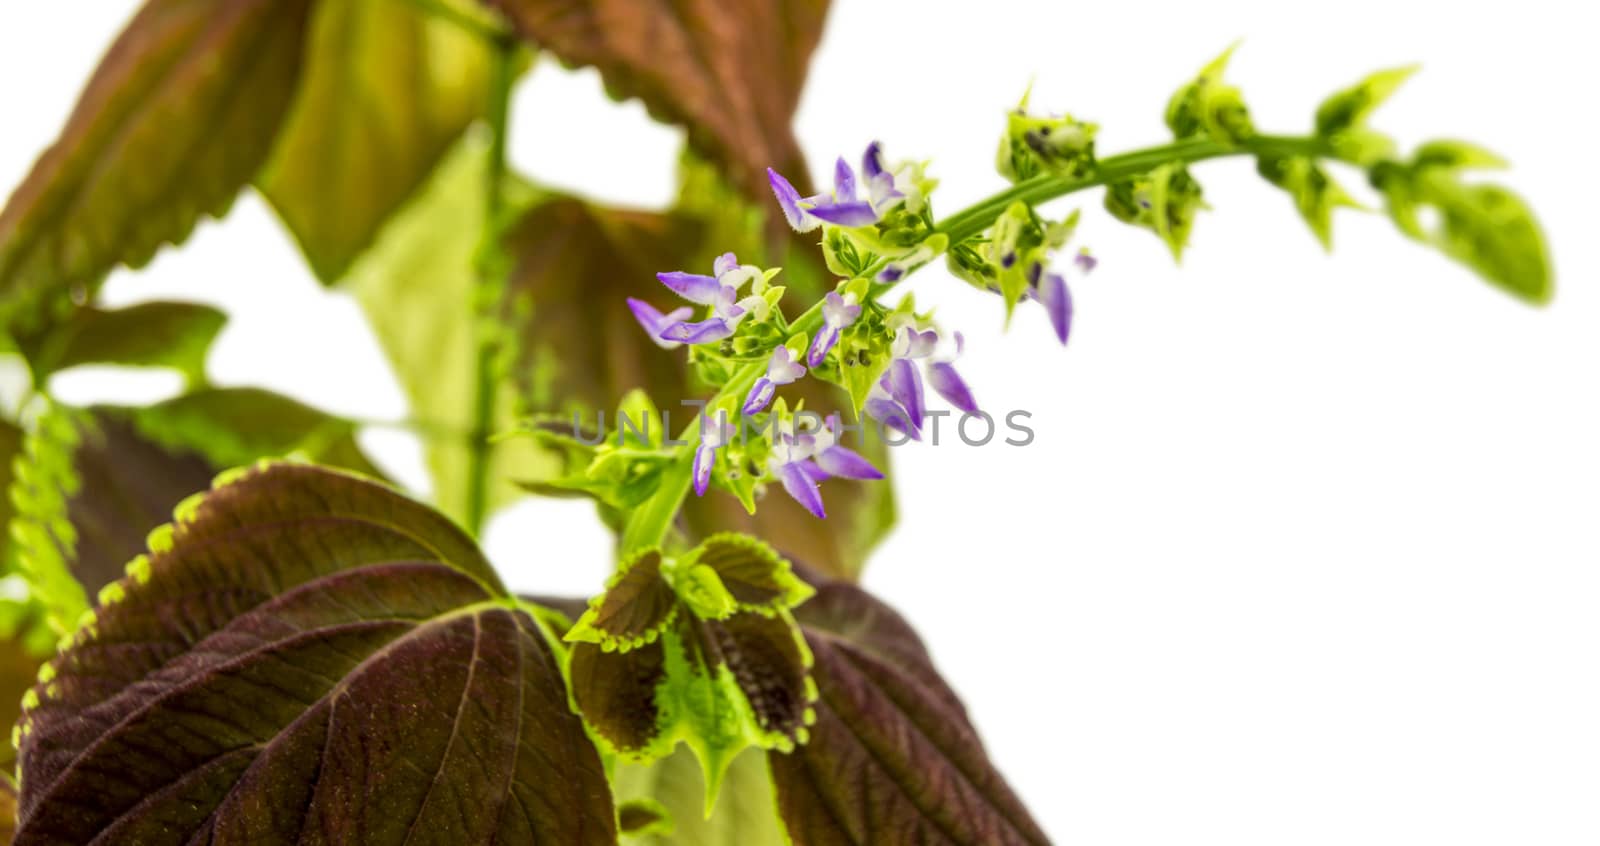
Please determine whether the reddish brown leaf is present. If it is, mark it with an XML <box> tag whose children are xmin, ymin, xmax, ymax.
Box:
<box><xmin>13</xmin><ymin>464</ymin><xmax>613</xmax><ymax>844</ymax></box>
<box><xmin>770</xmin><ymin>578</ymin><xmax>1050</xmax><ymax>846</ymax></box>
<box><xmin>0</xmin><ymin>0</ymin><xmax>314</xmax><ymax>330</ymax></box>
<box><xmin>488</xmin><ymin>0</ymin><xmax>831</xmax><ymax>198</ymax></box>
<box><xmin>499</xmin><ymin>197</ymin><xmax>698</xmax><ymax>415</ymax></box>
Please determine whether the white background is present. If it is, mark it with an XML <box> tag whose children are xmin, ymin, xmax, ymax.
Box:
<box><xmin>4</xmin><ymin>2</ymin><xmax>1598</xmax><ymax>843</ymax></box>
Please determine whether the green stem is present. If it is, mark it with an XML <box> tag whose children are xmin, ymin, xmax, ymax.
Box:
<box><xmin>936</xmin><ymin>134</ymin><xmax>1333</xmax><ymax>244</ymax></box>
<box><xmin>463</xmin><ymin>38</ymin><xmax>518</xmax><ymax>536</ymax></box>
<box><xmin>619</xmin><ymin>133</ymin><xmax>1336</xmax><ymax>552</ymax></box>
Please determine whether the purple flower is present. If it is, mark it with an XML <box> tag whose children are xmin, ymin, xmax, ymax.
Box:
<box><xmin>743</xmin><ymin>346</ymin><xmax>808</xmax><ymax>415</ymax></box>
<box><xmin>650</xmin><ymin>253</ymin><xmax>767</xmax><ymax>346</ymax></box>
<box><xmin>864</xmin><ymin>386</ymin><xmax>921</xmax><ymax>441</ymax></box>
<box><xmin>877</xmin><ymin>326</ymin><xmax>981</xmax><ymax>425</ymax></box>
<box><xmin>806</xmin><ymin>291</ymin><xmax>863</xmax><ymax>367</ymax></box>
<box><xmin>1037</xmin><ymin>271</ymin><xmax>1073</xmax><ymax>346</ymax></box>
<box><xmin>692</xmin><ymin>416</ymin><xmax>738</xmax><ymax>498</ymax></box>
<box><xmin>766</xmin><ymin>417</ymin><xmax>883</xmax><ymax>519</ymax></box>
<box><xmin>884</xmin><ymin>358</ymin><xmax>926</xmax><ymax>427</ymax></box>
<box><xmin>768</xmin><ymin>142</ymin><xmax>909</xmax><ymax>233</ymax></box>
<box><xmin>811</xmin><ymin>417</ymin><xmax>883</xmax><ymax>481</ymax></box>
<box><xmin>627</xmin><ymin>298</ymin><xmax>694</xmax><ymax>350</ymax></box>
<box><xmin>927</xmin><ymin>361</ymin><xmax>978</xmax><ymax>415</ymax></box>
<box><xmin>1074</xmin><ymin>249</ymin><xmax>1099</xmax><ymax>275</ymax></box>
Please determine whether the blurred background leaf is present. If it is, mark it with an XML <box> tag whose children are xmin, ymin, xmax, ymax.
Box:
<box><xmin>488</xmin><ymin>0</ymin><xmax>831</xmax><ymax>202</ymax></box>
<box><xmin>0</xmin><ymin>0</ymin><xmax>315</xmax><ymax>332</ymax></box>
<box><xmin>259</xmin><ymin>0</ymin><xmax>505</xmax><ymax>282</ymax></box>
<box><xmin>5</xmin><ymin>301</ymin><xmax>224</xmax><ymax>387</ymax></box>
<box><xmin>7</xmin><ymin>393</ymin><xmax>382</xmax><ymax>628</ymax></box>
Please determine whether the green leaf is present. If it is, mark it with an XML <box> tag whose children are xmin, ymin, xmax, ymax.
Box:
<box><xmin>344</xmin><ymin>136</ymin><xmax>552</xmax><ymax>525</ymax></box>
<box><xmin>1105</xmin><ymin>164</ymin><xmax>1206</xmax><ymax>261</ymax></box>
<box><xmin>770</xmin><ymin>576</ymin><xmax>1049</xmax><ymax>846</ymax></box>
<box><xmin>7</xmin><ymin>300</ymin><xmax>224</xmax><ymax>385</ymax></box>
<box><xmin>1256</xmin><ymin>156</ymin><xmax>1360</xmax><ymax>250</ymax></box>
<box><xmin>1315</xmin><ymin>65</ymin><xmax>1418</xmax><ymax>137</ymax></box>
<box><xmin>488</xmin><ymin>0</ymin><xmax>833</xmax><ymax>198</ymax></box>
<box><xmin>8</xmin><ymin>393</ymin><xmax>384</xmax><ymax>629</ymax></box>
<box><xmin>617</xmin><ymin>797</ymin><xmax>673</xmax><ymax>837</ymax></box>
<box><xmin>128</xmin><ymin>386</ymin><xmax>386</xmax><ymax>478</ymax></box>
<box><xmin>0</xmin><ymin>0</ymin><xmax>315</xmax><ymax>333</ymax></box>
<box><xmin>567</xmin><ymin>537</ymin><xmax>816</xmax><ymax>805</ymax></box>
<box><xmin>1166</xmin><ymin>44</ymin><xmax>1254</xmax><ymax>145</ymax></box>
<box><xmin>614</xmin><ymin>747</ymin><xmax>787</xmax><ymax>846</ymax></box>
<box><xmin>1372</xmin><ymin>151</ymin><xmax>1553</xmax><ymax>304</ymax></box>
<box><xmin>259</xmin><ymin>0</ymin><xmax>502</xmax><ymax>282</ymax></box>
<box><xmin>12</xmin><ymin>463</ymin><xmax>615</xmax><ymax>843</ymax></box>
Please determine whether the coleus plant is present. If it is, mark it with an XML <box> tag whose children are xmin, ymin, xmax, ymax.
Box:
<box><xmin>0</xmin><ymin>0</ymin><xmax>1550</xmax><ymax>843</ymax></box>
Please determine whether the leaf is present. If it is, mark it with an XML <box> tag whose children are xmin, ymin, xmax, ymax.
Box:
<box><xmin>617</xmin><ymin>797</ymin><xmax>673</xmax><ymax>837</ymax></box>
<box><xmin>488</xmin><ymin>0</ymin><xmax>832</xmax><ymax>198</ymax></box>
<box><xmin>567</xmin><ymin>536</ymin><xmax>816</xmax><ymax>803</ymax></box>
<box><xmin>12</xmin><ymin>462</ymin><xmax>615</xmax><ymax>844</ymax></box>
<box><xmin>769</xmin><ymin>576</ymin><xmax>1049</xmax><ymax>846</ymax></box>
<box><xmin>1165</xmin><ymin>44</ymin><xmax>1253</xmax><ymax>144</ymax></box>
<box><xmin>1372</xmin><ymin>153</ymin><xmax>1553</xmax><ymax>304</ymax></box>
<box><xmin>8</xmin><ymin>393</ymin><xmax>383</xmax><ymax>628</ymax></box>
<box><xmin>7</xmin><ymin>300</ymin><xmax>224</xmax><ymax>385</ymax></box>
<box><xmin>499</xmin><ymin>197</ymin><xmax>698</xmax><ymax>417</ymax></box>
<box><xmin>129</xmin><ymin>386</ymin><xmax>386</xmax><ymax>478</ymax></box>
<box><xmin>566</xmin><ymin>548</ymin><xmax>680</xmax><ymax>649</ymax></box>
<box><xmin>614</xmin><ymin>746</ymin><xmax>787</xmax><ymax>846</ymax></box>
<box><xmin>0</xmin><ymin>0</ymin><xmax>315</xmax><ymax>332</ymax></box>
<box><xmin>259</xmin><ymin>0</ymin><xmax>500</xmax><ymax>282</ymax></box>
<box><xmin>345</xmin><ymin>136</ymin><xmax>553</xmax><ymax>525</ymax></box>
<box><xmin>1105</xmin><ymin>164</ymin><xmax>1206</xmax><ymax>261</ymax></box>
<box><xmin>1256</xmin><ymin>156</ymin><xmax>1360</xmax><ymax>250</ymax></box>
<box><xmin>1315</xmin><ymin>65</ymin><xmax>1418</xmax><ymax>137</ymax></box>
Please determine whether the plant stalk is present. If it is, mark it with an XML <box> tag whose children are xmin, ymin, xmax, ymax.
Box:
<box><xmin>463</xmin><ymin>36</ymin><xmax>518</xmax><ymax>535</ymax></box>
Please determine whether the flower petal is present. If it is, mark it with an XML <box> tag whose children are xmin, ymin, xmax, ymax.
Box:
<box><xmin>777</xmin><ymin>461</ymin><xmax>827</xmax><ymax>519</ymax></box>
<box><xmin>807</xmin><ymin>323</ymin><xmax>841</xmax><ymax>368</ymax></box>
<box><xmin>865</xmin><ymin>396</ymin><xmax>921</xmax><ymax>442</ymax></box>
<box><xmin>805</xmin><ymin>200</ymin><xmax>880</xmax><ymax>228</ymax></box>
<box><xmin>833</xmin><ymin>157</ymin><xmax>858</xmax><ymax>202</ymax></box>
<box><xmin>885</xmin><ymin>358</ymin><xmax>927</xmax><ymax>426</ymax></box>
<box><xmin>927</xmin><ymin>361</ymin><xmax>979</xmax><ymax>415</ymax></box>
<box><xmin>768</xmin><ymin>168</ymin><xmax>820</xmax><ymax>232</ymax></box>
<box><xmin>815</xmin><ymin>445</ymin><xmax>884</xmax><ymax>481</ymax></box>
<box><xmin>657</xmin><ymin>271</ymin><xmax>725</xmax><ymax>305</ymax></box>
<box><xmin>743</xmin><ymin>378</ymin><xmax>777</xmax><ymax>415</ymax></box>
<box><xmin>767</xmin><ymin>346</ymin><xmax>807</xmax><ymax>384</ymax></box>
<box><xmin>862</xmin><ymin>141</ymin><xmax>888</xmax><ymax>183</ymax></box>
<box><xmin>693</xmin><ymin>444</ymin><xmax>717</xmax><ymax>497</ymax></box>
<box><xmin>821</xmin><ymin>291</ymin><xmax>862</xmax><ymax>328</ymax></box>
<box><xmin>627</xmin><ymin>298</ymin><xmax>691</xmax><ymax>349</ymax></box>
<box><xmin>661</xmin><ymin>317</ymin><xmax>736</xmax><ymax>345</ymax></box>
<box><xmin>714</xmin><ymin>252</ymin><xmax>740</xmax><ymax>277</ymax></box>
<box><xmin>1038</xmin><ymin>272</ymin><xmax>1073</xmax><ymax>345</ymax></box>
